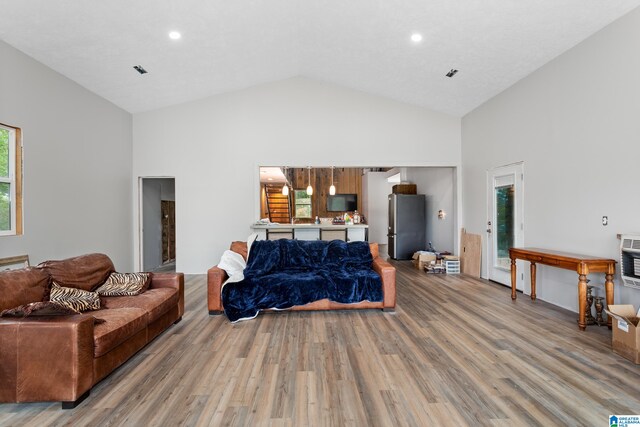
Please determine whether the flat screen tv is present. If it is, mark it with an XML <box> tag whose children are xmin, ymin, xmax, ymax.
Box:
<box><xmin>327</xmin><ymin>194</ymin><xmax>357</xmax><ymax>212</ymax></box>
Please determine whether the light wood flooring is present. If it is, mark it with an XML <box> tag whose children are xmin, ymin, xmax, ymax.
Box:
<box><xmin>2</xmin><ymin>261</ymin><xmax>640</xmax><ymax>426</ymax></box>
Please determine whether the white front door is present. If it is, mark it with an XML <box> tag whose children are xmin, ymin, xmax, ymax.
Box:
<box><xmin>487</xmin><ymin>163</ymin><xmax>524</xmax><ymax>288</ymax></box>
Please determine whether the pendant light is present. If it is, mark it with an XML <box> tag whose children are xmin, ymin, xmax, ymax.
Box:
<box><xmin>329</xmin><ymin>166</ymin><xmax>336</xmax><ymax>195</ymax></box>
<box><xmin>281</xmin><ymin>166</ymin><xmax>289</xmax><ymax>195</ymax></box>
<box><xmin>306</xmin><ymin>166</ymin><xmax>313</xmax><ymax>196</ymax></box>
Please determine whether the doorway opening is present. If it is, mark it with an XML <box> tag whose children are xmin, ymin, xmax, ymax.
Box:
<box><xmin>487</xmin><ymin>162</ymin><xmax>524</xmax><ymax>288</ymax></box>
<box><xmin>140</xmin><ymin>177</ymin><xmax>176</xmax><ymax>272</ymax></box>
<box><xmin>257</xmin><ymin>166</ymin><xmax>459</xmax><ymax>259</ymax></box>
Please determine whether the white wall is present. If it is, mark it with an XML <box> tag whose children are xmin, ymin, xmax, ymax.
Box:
<box><xmin>142</xmin><ymin>179</ymin><xmax>162</xmax><ymax>270</ymax></box>
<box><xmin>160</xmin><ymin>179</ymin><xmax>175</xmax><ymax>201</ymax></box>
<box><xmin>462</xmin><ymin>7</ymin><xmax>640</xmax><ymax>311</ymax></box>
<box><xmin>405</xmin><ymin>167</ymin><xmax>456</xmax><ymax>253</ymax></box>
<box><xmin>0</xmin><ymin>40</ymin><xmax>133</xmax><ymax>270</ymax></box>
<box><xmin>362</xmin><ymin>170</ymin><xmax>394</xmax><ymax>246</ymax></box>
<box><xmin>134</xmin><ymin>77</ymin><xmax>461</xmax><ymax>273</ymax></box>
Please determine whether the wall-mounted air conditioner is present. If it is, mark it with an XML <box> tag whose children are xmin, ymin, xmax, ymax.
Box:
<box><xmin>620</xmin><ymin>234</ymin><xmax>640</xmax><ymax>289</ymax></box>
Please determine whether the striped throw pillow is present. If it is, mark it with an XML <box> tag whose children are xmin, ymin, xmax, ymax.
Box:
<box><xmin>50</xmin><ymin>282</ymin><xmax>101</xmax><ymax>312</ymax></box>
<box><xmin>95</xmin><ymin>272</ymin><xmax>151</xmax><ymax>296</ymax></box>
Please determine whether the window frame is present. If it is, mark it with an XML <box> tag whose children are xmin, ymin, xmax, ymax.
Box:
<box><xmin>0</xmin><ymin>123</ymin><xmax>23</xmax><ymax>236</ymax></box>
<box><xmin>293</xmin><ymin>189</ymin><xmax>312</xmax><ymax>219</ymax></box>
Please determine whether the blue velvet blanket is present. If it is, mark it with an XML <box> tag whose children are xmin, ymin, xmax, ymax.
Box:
<box><xmin>222</xmin><ymin>239</ymin><xmax>383</xmax><ymax>322</ymax></box>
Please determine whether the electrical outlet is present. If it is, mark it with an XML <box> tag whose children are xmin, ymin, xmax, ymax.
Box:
<box><xmin>602</xmin><ymin>216</ymin><xmax>608</xmax><ymax>226</ymax></box>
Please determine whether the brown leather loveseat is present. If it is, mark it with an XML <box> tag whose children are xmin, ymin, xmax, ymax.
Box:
<box><xmin>0</xmin><ymin>253</ymin><xmax>184</xmax><ymax>408</ymax></box>
<box><xmin>207</xmin><ymin>241</ymin><xmax>395</xmax><ymax>315</ymax></box>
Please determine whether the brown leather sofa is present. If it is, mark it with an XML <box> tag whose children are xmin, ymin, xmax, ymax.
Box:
<box><xmin>0</xmin><ymin>253</ymin><xmax>184</xmax><ymax>408</ymax></box>
<box><xmin>207</xmin><ymin>241</ymin><xmax>395</xmax><ymax>315</ymax></box>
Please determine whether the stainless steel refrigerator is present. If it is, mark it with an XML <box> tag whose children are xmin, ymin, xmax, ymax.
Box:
<box><xmin>388</xmin><ymin>194</ymin><xmax>426</xmax><ymax>260</ymax></box>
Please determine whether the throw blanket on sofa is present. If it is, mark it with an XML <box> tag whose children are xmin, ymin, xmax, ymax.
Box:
<box><xmin>221</xmin><ymin>239</ymin><xmax>383</xmax><ymax>322</ymax></box>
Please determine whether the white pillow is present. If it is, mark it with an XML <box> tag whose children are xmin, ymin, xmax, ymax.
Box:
<box><xmin>245</xmin><ymin>233</ymin><xmax>259</xmax><ymax>262</ymax></box>
<box><xmin>218</xmin><ymin>250</ymin><xmax>247</xmax><ymax>290</ymax></box>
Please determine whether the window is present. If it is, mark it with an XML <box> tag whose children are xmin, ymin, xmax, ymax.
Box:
<box><xmin>0</xmin><ymin>123</ymin><xmax>22</xmax><ymax>236</ymax></box>
<box><xmin>294</xmin><ymin>189</ymin><xmax>312</xmax><ymax>218</ymax></box>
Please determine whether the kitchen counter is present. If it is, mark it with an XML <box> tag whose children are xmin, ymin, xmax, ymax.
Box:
<box><xmin>251</xmin><ymin>223</ymin><xmax>368</xmax><ymax>241</ymax></box>
<box><xmin>252</xmin><ymin>223</ymin><xmax>368</xmax><ymax>229</ymax></box>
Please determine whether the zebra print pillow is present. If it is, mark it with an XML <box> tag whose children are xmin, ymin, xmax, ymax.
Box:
<box><xmin>95</xmin><ymin>272</ymin><xmax>151</xmax><ymax>296</ymax></box>
<box><xmin>49</xmin><ymin>282</ymin><xmax>101</xmax><ymax>312</ymax></box>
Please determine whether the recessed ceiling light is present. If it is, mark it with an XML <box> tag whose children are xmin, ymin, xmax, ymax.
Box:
<box><xmin>410</xmin><ymin>33</ymin><xmax>423</xmax><ymax>43</ymax></box>
<box><xmin>169</xmin><ymin>31</ymin><xmax>181</xmax><ymax>40</ymax></box>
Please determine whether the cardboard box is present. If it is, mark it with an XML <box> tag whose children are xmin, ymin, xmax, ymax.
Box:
<box><xmin>392</xmin><ymin>184</ymin><xmax>417</xmax><ymax>194</ymax></box>
<box><xmin>412</xmin><ymin>251</ymin><xmax>436</xmax><ymax>270</ymax></box>
<box><xmin>605</xmin><ymin>305</ymin><xmax>640</xmax><ymax>364</ymax></box>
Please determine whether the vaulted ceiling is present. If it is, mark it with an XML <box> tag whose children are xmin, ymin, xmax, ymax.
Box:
<box><xmin>1</xmin><ymin>1</ymin><xmax>638</xmax><ymax>116</ymax></box>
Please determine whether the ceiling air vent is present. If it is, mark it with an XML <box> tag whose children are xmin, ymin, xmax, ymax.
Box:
<box><xmin>446</xmin><ymin>69</ymin><xmax>459</xmax><ymax>78</ymax></box>
<box><xmin>133</xmin><ymin>65</ymin><xmax>148</xmax><ymax>75</ymax></box>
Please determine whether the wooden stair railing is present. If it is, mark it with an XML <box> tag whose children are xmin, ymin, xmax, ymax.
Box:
<box><xmin>265</xmin><ymin>184</ymin><xmax>291</xmax><ymax>224</ymax></box>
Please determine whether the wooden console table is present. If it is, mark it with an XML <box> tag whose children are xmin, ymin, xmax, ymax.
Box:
<box><xmin>509</xmin><ymin>247</ymin><xmax>616</xmax><ymax>331</ymax></box>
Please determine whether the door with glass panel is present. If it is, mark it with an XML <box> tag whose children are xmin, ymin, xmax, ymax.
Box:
<box><xmin>487</xmin><ymin>163</ymin><xmax>524</xmax><ymax>288</ymax></box>
<box><xmin>0</xmin><ymin>125</ymin><xmax>16</xmax><ymax>236</ymax></box>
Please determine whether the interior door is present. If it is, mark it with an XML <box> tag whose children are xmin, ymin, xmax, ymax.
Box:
<box><xmin>487</xmin><ymin>163</ymin><xmax>524</xmax><ymax>288</ymax></box>
<box><xmin>161</xmin><ymin>200</ymin><xmax>176</xmax><ymax>263</ymax></box>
